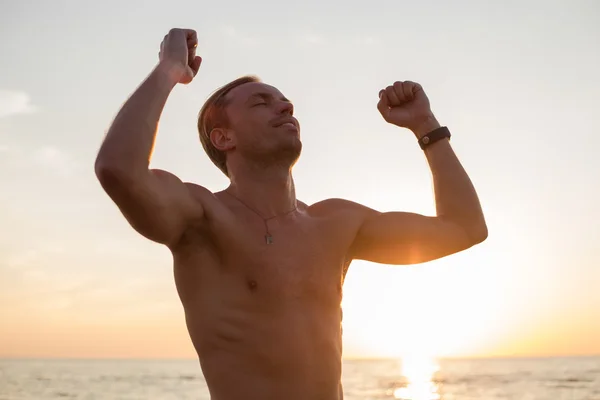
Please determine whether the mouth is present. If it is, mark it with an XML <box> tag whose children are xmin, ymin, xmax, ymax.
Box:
<box><xmin>280</xmin><ymin>122</ymin><xmax>297</xmax><ymax>129</ymax></box>
<box><xmin>273</xmin><ymin>117</ymin><xmax>299</xmax><ymax>129</ymax></box>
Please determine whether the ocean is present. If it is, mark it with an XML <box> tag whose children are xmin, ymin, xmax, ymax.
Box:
<box><xmin>1</xmin><ymin>357</ymin><xmax>599</xmax><ymax>399</ymax></box>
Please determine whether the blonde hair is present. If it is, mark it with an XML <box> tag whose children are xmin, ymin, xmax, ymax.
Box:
<box><xmin>197</xmin><ymin>75</ymin><xmax>261</xmax><ymax>177</ymax></box>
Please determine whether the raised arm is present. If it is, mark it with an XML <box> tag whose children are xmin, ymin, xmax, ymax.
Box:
<box><xmin>94</xmin><ymin>28</ymin><xmax>204</xmax><ymax>247</ymax></box>
<box><xmin>348</xmin><ymin>81</ymin><xmax>487</xmax><ymax>265</ymax></box>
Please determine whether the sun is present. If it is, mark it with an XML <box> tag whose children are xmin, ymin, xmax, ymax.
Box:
<box><xmin>341</xmin><ymin>255</ymin><xmax>513</xmax><ymax>360</ymax></box>
<box><xmin>392</xmin><ymin>355</ymin><xmax>441</xmax><ymax>400</ymax></box>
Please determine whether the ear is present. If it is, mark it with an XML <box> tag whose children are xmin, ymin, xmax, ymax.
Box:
<box><xmin>210</xmin><ymin>128</ymin><xmax>236</xmax><ymax>152</ymax></box>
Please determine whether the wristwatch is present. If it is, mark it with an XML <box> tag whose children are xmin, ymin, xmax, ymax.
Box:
<box><xmin>418</xmin><ymin>126</ymin><xmax>451</xmax><ymax>150</ymax></box>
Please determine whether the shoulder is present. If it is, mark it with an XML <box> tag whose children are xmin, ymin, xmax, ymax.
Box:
<box><xmin>184</xmin><ymin>181</ymin><xmax>216</xmax><ymax>198</ymax></box>
<box><xmin>305</xmin><ymin>199</ymin><xmax>379</xmax><ymax>267</ymax></box>
<box><xmin>307</xmin><ymin>198</ymin><xmax>377</xmax><ymax>217</ymax></box>
<box><xmin>306</xmin><ymin>198</ymin><xmax>379</xmax><ymax>232</ymax></box>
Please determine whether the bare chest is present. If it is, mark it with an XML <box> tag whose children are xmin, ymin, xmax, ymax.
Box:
<box><xmin>173</xmin><ymin>201</ymin><xmax>359</xmax><ymax>309</ymax></box>
<box><xmin>222</xmin><ymin>215</ymin><xmax>348</xmax><ymax>304</ymax></box>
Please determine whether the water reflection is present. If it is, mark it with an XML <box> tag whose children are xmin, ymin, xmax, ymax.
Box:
<box><xmin>393</xmin><ymin>357</ymin><xmax>440</xmax><ymax>400</ymax></box>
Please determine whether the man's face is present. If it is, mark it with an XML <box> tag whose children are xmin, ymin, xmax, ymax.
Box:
<box><xmin>223</xmin><ymin>82</ymin><xmax>302</xmax><ymax>167</ymax></box>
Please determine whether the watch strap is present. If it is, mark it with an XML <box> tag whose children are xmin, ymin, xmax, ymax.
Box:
<box><xmin>418</xmin><ymin>126</ymin><xmax>451</xmax><ymax>150</ymax></box>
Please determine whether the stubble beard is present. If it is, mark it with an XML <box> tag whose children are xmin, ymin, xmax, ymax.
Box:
<box><xmin>245</xmin><ymin>136</ymin><xmax>302</xmax><ymax>171</ymax></box>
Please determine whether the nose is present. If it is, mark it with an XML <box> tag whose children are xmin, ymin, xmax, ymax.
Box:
<box><xmin>276</xmin><ymin>100</ymin><xmax>294</xmax><ymax>115</ymax></box>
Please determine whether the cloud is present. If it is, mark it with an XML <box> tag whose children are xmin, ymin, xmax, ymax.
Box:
<box><xmin>222</xmin><ymin>25</ymin><xmax>237</xmax><ymax>37</ymax></box>
<box><xmin>31</xmin><ymin>145</ymin><xmax>77</xmax><ymax>176</ymax></box>
<box><xmin>0</xmin><ymin>90</ymin><xmax>37</xmax><ymax>118</ymax></box>
<box><xmin>0</xmin><ymin>144</ymin><xmax>78</xmax><ymax>177</ymax></box>
<box><xmin>293</xmin><ymin>33</ymin><xmax>381</xmax><ymax>48</ymax></box>
<box><xmin>0</xmin><ymin>243</ymin><xmax>173</xmax><ymax>315</ymax></box>
<box><xmin>353</xmin><ymin>36</ymin><xmax>381</xmax><ymax>46</ymax></box>
<box><xmin>221</xmin><ymin>25</ymin><xmax>260</xmax><ymax>46</ymax></box>
<box><xmin>296</xmin><ymin>33</ymin><xmax>326</xmax><ymax>45</ymax></box>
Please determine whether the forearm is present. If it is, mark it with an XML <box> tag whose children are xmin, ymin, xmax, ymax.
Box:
<box><xmin>95</xmin><ymin>61</ymin><xmax>180</xmax><ymax>176</ymax></box>
<box><xmin>418</xmin><ymin>122</ymin><xmax>487</xmax><ymax>241</ymax></box>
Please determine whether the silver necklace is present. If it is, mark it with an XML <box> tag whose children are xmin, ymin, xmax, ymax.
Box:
<box><xmin>224</xmin><ymin>190</ymin><xmax>298</xmax><ymax>244</ymax></box>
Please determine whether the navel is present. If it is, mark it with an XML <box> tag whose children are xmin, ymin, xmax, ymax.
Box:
<box><xmin>247</xmin><ymin>279</ymin><xmax>258</xmax><ymax>291</ymax></box>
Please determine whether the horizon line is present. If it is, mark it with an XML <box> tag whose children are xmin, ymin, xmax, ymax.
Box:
<box><xmin>2</xmin><ymin>354</ymin><xmax>599</xmax><ymax>362</ymax></box>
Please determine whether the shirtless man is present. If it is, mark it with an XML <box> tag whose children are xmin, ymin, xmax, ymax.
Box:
<box><xmin>94</xmin><ymin>28</ymin><xmax>487</xmax><ymax>400</ymax></box>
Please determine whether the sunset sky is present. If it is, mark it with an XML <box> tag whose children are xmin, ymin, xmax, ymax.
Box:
<box><xmin>1</xmin><ymin>0</ymin><xmax>599</xmax><ymax>360</ymax></box>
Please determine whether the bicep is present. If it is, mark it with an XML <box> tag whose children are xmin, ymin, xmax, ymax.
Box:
<box><xmin>349</xmin><ymin>210</ymin><xmax>473</xmax><ymax>265</ymax></box>
<box><xmin>99</xmin><ymin>168</ymin><xmax>204</xmax><ymax>245</ymax></box>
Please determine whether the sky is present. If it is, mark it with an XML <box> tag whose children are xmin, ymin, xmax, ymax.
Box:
<box><xmin>0</xmin><ymin>0</ymin><xmax>599</xmax><ymax>360</ymax></box>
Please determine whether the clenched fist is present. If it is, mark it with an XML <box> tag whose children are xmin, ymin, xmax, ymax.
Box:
<box><xmin>159</xmin><ymin>28</ymin><xmax>202</xmax><ymax>85</ymax></box>
<box><xmin>377</xmin><ymin>81</ymin><xmax>439</xmax><ymax>138</ymax></box>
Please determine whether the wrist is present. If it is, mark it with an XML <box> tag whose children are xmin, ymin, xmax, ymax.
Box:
<box><xmin>154</xmin><ymin>60</ymin><xmax>185</xmax><ymax>87</ymax></box>
<box><xmin>419</xmin><ymin>126</ymin><xmax>451</xmax><ymax>151</ymax></box>
<box><xmin>411</xmin><ymin>115</ymin><xmax>440</xmax><ymax>139</ymax></box>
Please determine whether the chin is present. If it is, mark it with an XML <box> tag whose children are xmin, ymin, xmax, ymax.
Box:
<box><xmin>280</xmin><ymin>139</ymin><xmax>302</xmax><ymax>166</ymax></box>
<box><xmin>244</xmin><ymin>136</ymin><xmax>302</xmax><ymax>168</ymax></box>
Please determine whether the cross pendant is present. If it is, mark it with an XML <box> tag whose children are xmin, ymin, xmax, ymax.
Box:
<box><xmin>265</xmin><ymin>234</ymin><xmax>273</xmax><ymax>245</ymax></box>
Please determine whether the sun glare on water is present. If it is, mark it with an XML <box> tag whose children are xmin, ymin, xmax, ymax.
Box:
<box><xmin>393</xmin><ymin>356</ymin><xmax>440</xmax><ymax>400</ymax></box>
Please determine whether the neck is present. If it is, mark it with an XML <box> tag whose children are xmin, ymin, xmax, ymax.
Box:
<box><xmin>227</xmin><ymin>163</ymin><xmax>297</xmax><ymax>218</ymax></box>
